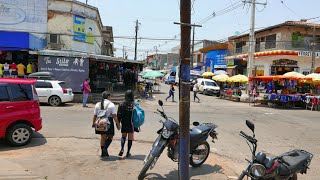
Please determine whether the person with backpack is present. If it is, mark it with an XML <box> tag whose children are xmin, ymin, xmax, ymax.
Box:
<box><xmin>165</xmin><ymin>82</ymin><xmax>175</xmax><ymax>102</ymax></box>
<box><xmin>92</xmin><ymin>91</ymin><xmax>120</xmax><ymax>157</ymax></box>
<box><xmin>117</xmin><ymin>90</ymin><xmax>137</xmax><ymax>157</ymax></box>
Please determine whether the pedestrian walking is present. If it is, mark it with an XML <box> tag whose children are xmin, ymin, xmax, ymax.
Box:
<box><xmin>92</xmin><ymin>91</ymin><xmax>120</xmax><ymax>157</ymax></box>
<box><xmin>165</xmin><ymin>82</ymin><xmax>175</xmax><ymax>102</ymax></box>
<box><xmin>117</xmin><ymin>90</ymin><xmax>136</xmax><ymax>157</ymax></box>
<box><xmin>82</xmin><ymin>78</ymin><xmax>91</xmax><ymax>107</ymax></box>
<box><xmin>193</xmin><ymin>80</ymin><xmax>200</xmax><ymax>103</ymax></box>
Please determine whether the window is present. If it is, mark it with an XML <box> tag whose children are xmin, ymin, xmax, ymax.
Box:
<box><xmin>58</xmin><ymin>82</ymin><xmax>70</xmax><ymax>89</ymax></box>
<box><xmin>0</xmin><ymin>86</ymin><xmax>10</xmax><ymax>102</ymax></box>
<box><xmin>265</xmin><ymin>34</ymin><xmax>277</xmax><ymax>49</ymax></box>
<box><xmin>35</xmin><ymin>82</ymin><xmax>53</xmax><ymax>88</ymax></box>
<box><xmin>235</xmin><ymin>41</ymin><xmax>246</xmax><ymax>53</ymax></box>
<box><xmin>9</xmin><ymin>84</ymin><xmax>33</xmax><ymax>101</ymax></box>
<box><xmin>255</xmin><ymin>38</ymin><xmax>261</xmax><ymax>52</ymax></box>
<box><xmin>205</xmin><ymin>81</ymin><xmax>216</xmax><ymax>86</ymax></box>
<box><xmin>49</xmin><ymin>34</ymin><xmax>59</xmax><ymax>44</ymax></box>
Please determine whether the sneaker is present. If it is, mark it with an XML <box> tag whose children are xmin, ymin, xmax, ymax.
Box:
<box><xmin>118</xmin><ymin>150</ymin><xmax>124</xmax><ymax>157</ymax></box>
<box><xmin>101</xmin><ymin>149</ymin><xmax>107</xmax><ymax>157</ymax></box>
<box><xmin>126</xmin><ymin>152</ymin><xmax>132</xmax><ymax>158</ymax></box>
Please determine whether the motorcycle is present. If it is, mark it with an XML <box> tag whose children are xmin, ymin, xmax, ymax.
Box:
<box><xmin>138</xmin><ymin>100</ymin><xmax>218</xmax><ymax>180</ymax></box>
<box><xmin>238</xmin><ymin>120</ymin><xmax>313</xmax><ymax>180</ymax></box>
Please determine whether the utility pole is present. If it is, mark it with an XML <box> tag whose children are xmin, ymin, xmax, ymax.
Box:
<box><xmin>248</xmin><ymin>0</ymin><xmax>256</xmax><ymax>78</ymax></box>
<box><xmin>122</xmin><ymin>46</ymin><xmax>125</xmax><ymax>59</ymax></box>
<box><xmin>154</xmin><ymin>46</ymin><xmax>158</xmax><ymax>70</ymax></box>
<box><xmin>174</xmin><ymin>1</ymin><xmax>201</xmax><ymax>179</ymax></box>
<box><xmin>86</xmin><ymin>0</ymin><xmax>88</xmax><ymax>4</ymax></box>
<box><xmin>134</xmin><ymin>20</ymin><xmax>139</xmax><ymax>60</ymax></box>
<box><xmin>191</xmin><ymin>25</ymin><xmax>202</xmax><ymax>69</ymax></box>
<box><xmin>311</xmin><ymin>25</ymin><xmax>316</xmax><ymax>72</ymax></box>
<box><xmin>191</xmin><ymin>26</ymin><xmax>195</xmax><ymax>69</ymax></box>
<box><xmin>243</xmin><ymin>0</ymin><xmax>267</xmax><ymax>78</ymax></box>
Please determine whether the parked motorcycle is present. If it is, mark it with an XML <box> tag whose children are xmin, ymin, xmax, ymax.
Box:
<box><xmin>138</xmin><ymin>100</ymin><xmax>218</xmax><ymax>180</ymax></box>
<box><xmin>238</xmin><ymin>120</ymin><xmax>313</xmax><ymax>180</ymax></box>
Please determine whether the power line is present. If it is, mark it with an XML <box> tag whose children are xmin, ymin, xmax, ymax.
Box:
<box><xmin>279</xmin><ymin>0</ymin><xmax>301</xmax><ymax>18</ymax></box>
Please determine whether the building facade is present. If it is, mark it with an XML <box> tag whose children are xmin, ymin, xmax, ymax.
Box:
<box><xmin>226</xmin><ymin>21</ymin><xmax>320</xmax><ymax>76</ymax></box>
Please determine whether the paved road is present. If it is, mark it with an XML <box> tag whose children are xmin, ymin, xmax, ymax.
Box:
<box><xmin>1</xmin><ymin>83</ymin><xmax>319</xmax><ymax>179</ymax></box>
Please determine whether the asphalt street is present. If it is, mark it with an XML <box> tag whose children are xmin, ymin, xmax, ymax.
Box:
<box><xmin>0</xmin><ymin>83</ymin><xmax>319</xmax><ymax>179</ymax></box>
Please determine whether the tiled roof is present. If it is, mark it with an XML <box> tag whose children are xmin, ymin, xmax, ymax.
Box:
<box><xmin>285</xmin><ymin>21</ymin><xmax>320</xmax><ymax>27</ymax></box>
<box><xmin>229</xmin><ymin>21</ymin><xmax>320</xmax><ymax>40</ymax></box>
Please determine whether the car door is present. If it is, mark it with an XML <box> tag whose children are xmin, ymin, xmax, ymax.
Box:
<box><xmin>34</xmin><ymin>81</ymin><xmax>53</xmax><ymax>103</ymax></box>
<box><xmin>0</xmin><ymin>85</ymin><xmax>12</xmax><ymax>138</ymax></box>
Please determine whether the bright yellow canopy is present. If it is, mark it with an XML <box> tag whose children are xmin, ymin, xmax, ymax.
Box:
<box><xmin>202</xmin><ymin>72</ymin><xmax>215</xmax><ymax>77</ymax></box>
<box><xmin>212</xmin><ymin>74</ymin><xmax>230</xmax><ymax>82</ymax></box>
<box><xmin>228</xmin><ymin>74</ymin><xmax>249</xmax><ymax>83</ymax></box>
<box><xmin>306</xmin><ymin>73</ymin><xmax>320</xmax><ymax>84</ymax></box>
<box><xmin>283</xmin><ymin>71</ymin><xmax>306</xmax><ymax>78</ymax></box>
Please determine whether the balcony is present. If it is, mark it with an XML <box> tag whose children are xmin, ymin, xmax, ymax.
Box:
<box><xmin>233</xmin><ymin>41</ymin><xmax>320</xmax><ymax>55</ymax></box>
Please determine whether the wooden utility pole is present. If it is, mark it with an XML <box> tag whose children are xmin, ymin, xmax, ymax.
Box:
<box><xmin>134</xmin><ymin>20</ymin><xmax>139</xmax><ymax>60</ymax></box>
<box><xmin>174</xmin><ymin>0</ymin><xmax>201</xmax><ymax>179</ymax></box>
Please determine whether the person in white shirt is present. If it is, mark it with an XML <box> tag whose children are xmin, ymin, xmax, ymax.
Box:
<box><xmin>92</xmin><ymin>91</ymin><xmax>120</xmax><ymax>157</ymax></box>
<box><xmin>193</xmin><ymin>80</ymin><xmax>200</xmax><ymax>103</ymax></box>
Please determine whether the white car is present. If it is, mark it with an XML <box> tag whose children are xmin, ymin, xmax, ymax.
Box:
<box><xmin>34</xmin><ymin>80</ymin><xmax>74</xmax><ymax>106</ymax></box>
<box><xmin>197</xmin><ymin>78</ymin><xmax>220</xmax><ymax>96</ymax></box>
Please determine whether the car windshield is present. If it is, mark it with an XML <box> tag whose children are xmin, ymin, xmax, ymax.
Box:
<box><xmin>205</xmin><ymin>81</ymin><xmax>216</xmax><ymax>86</ymax></box>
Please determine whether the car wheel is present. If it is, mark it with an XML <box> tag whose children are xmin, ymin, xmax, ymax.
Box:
<box><xmin>49</xmin><ymin>95</ymin><xmax>62</xmax><ymax>106</ymax></box>
<box><xmin>6</xmin><ymin>124</ymin><xmax>33</xmax><ymax>147</ymax></box>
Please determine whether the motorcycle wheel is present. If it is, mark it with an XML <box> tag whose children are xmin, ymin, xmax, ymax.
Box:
<box><xmin>190</xmin><ymin>141</ymin><xmax>210</xmax><ymax>167</ymax></box>
<box><xmin>138</xmin><ymin>154</ymin><xmax>155</xmax><ymax>180</ymax></box>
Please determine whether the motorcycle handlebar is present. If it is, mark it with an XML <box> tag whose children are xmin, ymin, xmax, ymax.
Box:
<box><xmin>240</xmin><ymin>131</ymin><xmax>256</xmax><ymax>144</ymax></box>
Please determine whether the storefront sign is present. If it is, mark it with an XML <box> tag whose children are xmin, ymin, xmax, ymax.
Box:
<box><xmin>73</xmin><ymin>15</ymin><xmax>95</xmax><ymax>44</ymax></box>
<box><xmin>206</xmin><ymin>49</ymin><xmax>228</xmax><ymax>72</ymax></box>
<box><xmin>38</xmin><ymin>56</ymin><xmax>89</xmax><ymax>92</ymax></box>
<box><xmin>0</xmin><ymin>0</ymin><xmax>47</xmax><ymax>50</ymax></box>
<box><xmin>298</xmin><ymin>51</ymin><xmax>320</xmax><ymax>57</ymax></box>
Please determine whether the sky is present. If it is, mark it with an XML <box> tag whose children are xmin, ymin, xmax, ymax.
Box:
<box><xmin>81</xmin><ymin>0</ymin><xmax>320</xmax><ymax>60</ymax></box>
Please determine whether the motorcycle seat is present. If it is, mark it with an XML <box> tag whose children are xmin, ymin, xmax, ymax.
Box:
<box><xmin>277</xmin><ymin>150</ymin><xmax>309</xmax><ymax>176</ymax></box>
<box><xmin>256</xmin><ymin>152</ymin><xmax>275</xmax><ymax>169</ymax></box>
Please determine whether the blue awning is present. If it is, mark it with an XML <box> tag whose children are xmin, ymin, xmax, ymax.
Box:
<box><xmin>0</xmin><ymin>31</ymin><xmax>29</xmax><ymax>50</ymax></box>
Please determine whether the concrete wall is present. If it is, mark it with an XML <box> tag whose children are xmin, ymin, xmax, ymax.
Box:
<box><xmin>48</xmin><ymin>0</ymin><xmax>103</xmax><ymax>54</ymax></box>
<box><xmin>254</xmin><ymin>55</ymin><xmax>320</xmax><ymax>75</ymax></box>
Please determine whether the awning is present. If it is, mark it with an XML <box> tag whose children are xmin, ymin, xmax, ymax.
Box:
<box><xmin>224</xmin><ymin>50</ymin><xmax>299</xmax><ymax>60</ymax></box>
<box><xmin>39</xmin><ymin>49</ymin><xmax>89</xmax><ymax>58</ymax></box>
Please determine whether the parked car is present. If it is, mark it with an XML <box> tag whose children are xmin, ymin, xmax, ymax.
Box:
<box><xmin>34</xmin><ymin>80</ymin><xmax>74</xmax><ymax>106</ymax></box>
<box><xmin>197</xmin><ymin>78</ymin><xmax>220</xmax><ymax>96</ymax></box>
<box><xmin>0</xmin><ymin>78</ymin><xmax>42</xmax><ymax>146</ymax></box>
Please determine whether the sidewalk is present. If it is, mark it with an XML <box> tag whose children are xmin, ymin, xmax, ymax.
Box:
<box><xmin>0</xmin><ymin>138</ymin><xmax>238</xmax><ymax>180</ymax></box>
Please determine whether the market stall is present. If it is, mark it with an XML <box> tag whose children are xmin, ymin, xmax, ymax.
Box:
<box><xmin>249</xmin><ymin>72</ymin><xmax>318</xmax><ymax>109</ymax></box>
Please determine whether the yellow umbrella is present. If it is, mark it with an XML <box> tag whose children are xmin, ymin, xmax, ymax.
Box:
<box><xmin>212</xmin><ymin>74</ymin><xmax>230</xmax><ymax>82</ymax></box>
<box><xmin>283</xmin><ymin>71</ymin><xmax>306</xmax><ymax>78</ymax></box>
<box><xmin>202</xmin><ymin>72</ymin><xmax>214</xmax><ymax>77</ymax></box>
<box><xmin>306</xmin><ymin>73</ymin><xmax>320</xmax><ymax>84</ymax></box>
<box><xmin>228</xmin><ymin>74</ymin><xmax>249</xmax><ymax>83</ymax></box>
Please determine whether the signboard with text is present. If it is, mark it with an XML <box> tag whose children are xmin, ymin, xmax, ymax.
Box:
<box><xmin>73</xmin><ymin>15</ymin><xmax>94</xmax><ymax>44</ymax></box>
<box><xmin>206</xmin><ymin>49</ymin><xmax>228</xmax><ymax>72</ymax></box>
<box><xmin>38</xmin><ymin>56</ymin><xmax>89</xmax><ymax>92</ymax></box>
<box><xmin>298</xmin><ymin>51</ymin><xmax>320</xmax><ymax>57</ymax></box>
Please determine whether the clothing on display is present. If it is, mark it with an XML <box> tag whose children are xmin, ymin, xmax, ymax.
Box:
<box><xmin>17</xmin><ymin>63</ymin><xmax>26</xmax><ymax>75</ymax></box>
<box><xmin>27</xmin><ymin>63</ymin><xmax>32</xmax><ymax>74</ymax></box>
<box><xmin>10</xmin><ymin>63</ymin><xmax>17</xmax><ymax>70</ymax></box>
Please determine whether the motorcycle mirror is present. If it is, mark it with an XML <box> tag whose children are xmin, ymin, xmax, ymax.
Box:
<box><xmin>246</xmin><ymin>120</ymin><xmax>255</xmax><ymax>133</ymax></box>
<box><xmin>193</xmin><ymin>122</ymin><xmax>200</xmax><ymax>126</ymax></box>
<box><xmin>158</xmin><ymin>100</ymin><xmax>163</xmax><ymax>106</ymax></box>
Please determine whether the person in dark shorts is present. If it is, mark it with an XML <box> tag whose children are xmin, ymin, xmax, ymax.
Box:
<box><xmin>92</xmin><ymin>91</ymin><xmax>120</xmax><ymax>157</ymax></box>
<box><xmin>117</xmin><ymin>90</ymin><xmax>136</xmax><ymax>157</ymax></box>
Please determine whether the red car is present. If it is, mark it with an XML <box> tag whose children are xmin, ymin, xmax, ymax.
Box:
<box><xmin>0</xmin><ymin>78</ymin><xmax>42</xmax><ymax>146</ymax></box>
